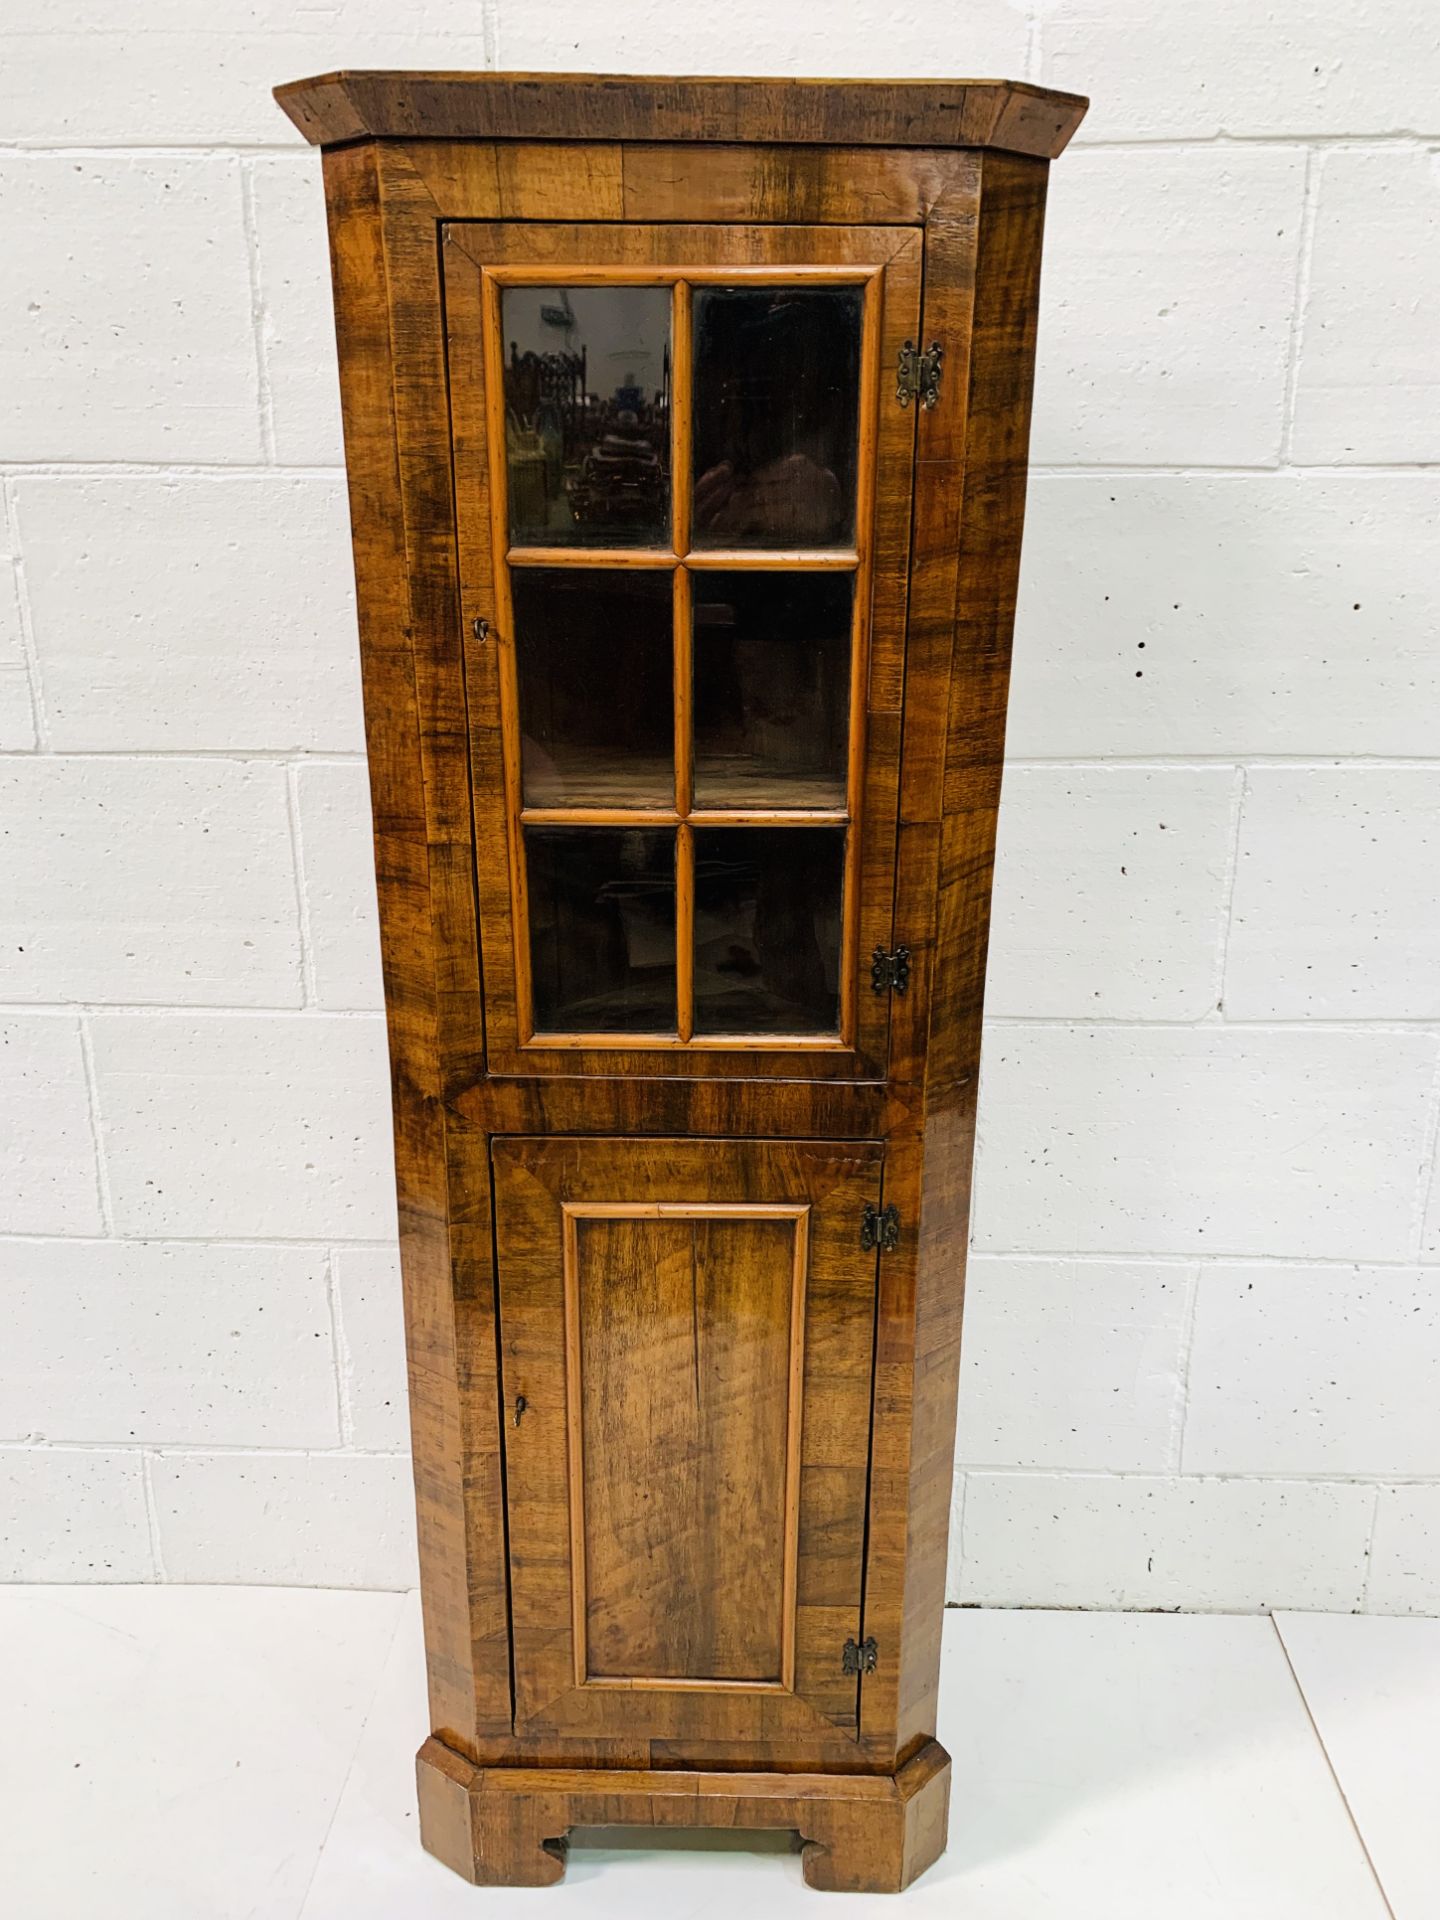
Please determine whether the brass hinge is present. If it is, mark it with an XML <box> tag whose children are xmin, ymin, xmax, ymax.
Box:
<box><xmin>871</xmin><ymin>945</ymin><xmax>911</xmax><ymax>995</ymax></box>
<box><xmin>842</xmin><ymin>1635</ymin><xmax>879</xmax><ymax>1675</ymax></box>
<box><xmin>897</xmin><ymin>340</ymin><xmax>943</xmax><ymax>410</ymax></box>
<box><xmin>860</xmin><ymin>1202</ymin><xmax>900</xmax><ymax>1254</ymax></box>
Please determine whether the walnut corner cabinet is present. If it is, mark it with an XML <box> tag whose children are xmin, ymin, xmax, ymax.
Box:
<box><xmin>275</xmin><ymin>70</ymin><xmax>1087</xmax><ymax>1894</ymax></box>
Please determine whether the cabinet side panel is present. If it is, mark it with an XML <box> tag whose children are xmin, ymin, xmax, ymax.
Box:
<box><xmin>373</xmin><ymin>148</ymin><xmax>515</xmax><ymax>1738</ymax></box>
<box><xmin>856</xmin><ymin>176</ymin><xmax>981</xmax><ymax>1755</ymax></box>
<box><xmin>321</xmin><ymin>142</ymin><xmax>507</xmax><ymax>1750</ymax></box>
<box><xmin>905</xmin><ymin>152</ymin><xmax>1052</xmax><ymax>1752</ymax></box>
<box><xmin>859</xmin><ymin>154</ymin><xmax>1051</xmax><ymax>1756</ymax></box>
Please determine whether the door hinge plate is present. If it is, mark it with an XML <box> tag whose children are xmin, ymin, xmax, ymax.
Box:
<box><xmin>842</xmin><ymin>1635</ymin><xmax>879</xmax><ymax>1675</ymax></box>
<box><xmin>860</xmin><ymin>1201</ymin><xmax>900</xmax><ymax>1254</ymax></box>
<box><xmin>871</xmin><ymin>945</ymin><xmax>911</xmax><ymax>995</ymax></box>
<box><xmin>897</xmin><ymin>340</ymin><xmax>943</xmax><ymax>410</ymax></box>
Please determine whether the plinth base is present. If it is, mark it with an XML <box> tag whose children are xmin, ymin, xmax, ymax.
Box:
<box><xmin>416</xmin><ymin>1737</ymin><xmax>951</xmax><ymax>1893</ymax></box>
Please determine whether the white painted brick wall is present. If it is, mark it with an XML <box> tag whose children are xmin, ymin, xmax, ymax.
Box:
<box><xmin>2</xmin><ymin>2</ymin><xmax>1438</xmax><ymax>1614</ymax></box>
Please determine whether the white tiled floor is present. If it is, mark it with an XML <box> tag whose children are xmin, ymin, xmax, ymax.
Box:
<box><xmin>2</xmin><ymin>1588</ymin><xmax>1433</xmax><ymax>1918</ymax></box>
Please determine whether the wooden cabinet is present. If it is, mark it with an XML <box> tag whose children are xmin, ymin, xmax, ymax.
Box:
<box><xmin>275</xmin><ymin>69</ymin><xmax>1087</xmax><ymax>1893</ymax></box>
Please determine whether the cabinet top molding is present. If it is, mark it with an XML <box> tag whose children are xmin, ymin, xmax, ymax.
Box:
<box><xmin>273</xmin><ymin>70</ymin><xmax>1089</xmax><ymax>159</ymax></box>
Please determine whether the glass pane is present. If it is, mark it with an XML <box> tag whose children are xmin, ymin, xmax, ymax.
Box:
<box><xmin>514</xmin><ymin>569</ymin><xmax>674</xmax><ymax>808</ymax></box>
<box><xmin>526</xmin><ymin>828</ymin><xmax>676</xmax><ymax>1034</ymax></box>
<box><xmin>502</xmin><ymin>286</ymin><xmax>670</xmax><ymax>548</ymax></box>
<box><xmin>692</xmin><ymin>828</ymin><xmax>845</xmax><ymax>1036</ymax></box>
<box><xmin>692</xmin><ymin>572</ymin><xmax>852</xmax><ymax>809</ymax></box>
<box><xmin>691</xmin><ymin>287</ymin><xmax>862</xmax><ymax>550</ymax></box>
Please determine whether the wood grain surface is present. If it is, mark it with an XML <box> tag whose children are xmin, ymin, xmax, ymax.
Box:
<box><xmin>276</xmin><ymin>70</ymin><xmax>1087</xmax><ymax>160</ymax></box>
<box><xmin>296</xmin><ymin>80</ymin><xmax>1078</xmax><ymax>1885</ymax></box>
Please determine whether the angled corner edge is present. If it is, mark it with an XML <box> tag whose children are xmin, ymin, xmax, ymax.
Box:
<box><xmin>273</xmin><ymin>71</ymin><xmax>366</xmax><ymax>145</ymax></box>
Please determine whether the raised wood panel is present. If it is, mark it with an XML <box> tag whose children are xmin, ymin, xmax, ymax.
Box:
<box><xmin>492</xmin><ymin>1137</ymin><xmax>881</xmax><ymax>1750</ymax></box>
<box><xmin>570</xmin><ymin>1208</ymin><xmax>803</xmax><ymax>1686</ymax></box>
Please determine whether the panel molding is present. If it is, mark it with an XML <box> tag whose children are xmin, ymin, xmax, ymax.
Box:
<box><xmin>560</xmin><ymin>1199</ymin><xmax>810</xmax><ymax>1695</ymax></box>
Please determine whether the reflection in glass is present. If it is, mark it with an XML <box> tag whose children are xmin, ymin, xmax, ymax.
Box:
<box><xmin>692</xmin><ymin>828</ymin><xmax>845</xmax><ymax>1035</ymax></box>
<box><xmin>502</xmin><ymin>286</ymin><xmax>671</xmax><ymax>548</ymax></box>
<box><xmin>692</xmin><ymin>572</ymin><xmax>852</xmax><ymax>809</ymax></box>
<box><xmin>514</xmin><ymin>569</ymin><xmax>674</xmax><ymax>807</ymax></box>
<box><xmin>526</xmin><ymin>828</ymin><xmax>676</xmax><ymax>1034</ymax></box>
<box><xmin>691</xmin><ymin>287</ymin><xmax>862</xmax><ymax>550</ymax></box>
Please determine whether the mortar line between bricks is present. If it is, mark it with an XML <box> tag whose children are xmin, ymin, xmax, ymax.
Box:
<box><xmin>5</xmin><ymin>460</ymin><xmax>1440</xmax><ymax>479</ymax></box>
<box><xmin>136</xmin><ymin>1449</ymin><xmax>168</xmax><ymax>1581</ymax></box>
<box><xmin>0</xmin><ymin>1442</ymin><xmax>410</xmax><ymax>1460</ymax></box>
<box><xmin>14</xmin><ymin>1237</ymin><xmax>1432</xmax><ymax>1272</ymax></box>
<box><xmin>0</xmin><ymin>462</ymin><xmax>346</xmax><ymax>478</ymax></box>
<box><xmin>0</xmin><ymin>1231</ymin><xmax>399</xmax><ymax>1249</ymax></box>
<box><xmin>0</xmin><ymin>1003</ymin><xmax>384</xmax><ymax>1019</ymax></box>
<box><xmin>239</xmin><ymin>155</ymin><xmax>278</xmax><ymax>463</ymax></box>
<box><xmin>1407</xmin><ymin>1046</ymin><xmax>1440</xmax><ymax>1259</ymax></box>
<box><xmin>940</xmin><ymin>1466</ymin><xmax>1438</xmax><ymax>1489</ymax></box>
<box><xmin>970</xmin><ymin>1251</ymin><xmax>1440</xmax><ymax>1272</ymax></box>
<box><xmin>951</xmin><ymin>1469</ymin><xmax>970</xmax><ymax>1595</ymax></box>
<box><xmin>0</xmin><ymin>142</ymin><xmax>318</xmax><ymax>155</ymax></box>
<box><xmin>1211</xmin><ymin>765</ymin><xmax>1248</xmax><ymax>1017</ymax></box>
<box><xmin>4</xmin><ymin>1439</ymin><xmax>1434</xmax><ymax>1489</ymax></box>
<box><xmin>1068</xmin><ymin>132</ymin><xmax>1440</xmax><ymax>151</ymax></box>
<box><xmin>1280</xmin><ymin>146</ymin><xmax>1323</xmax><ymax>462</ymax></box>
<box><xmin>481</xmin><ymin>0</ymin><xmax>502</xmax><ymax>69</ymax></box>
<box><xmin>284</xmin><ymin>762</ymin><xmax>321</xmax><ymax>1008</ymax></box>
<box><xmin>6</xmin><ymin>132</ymin><xmax>1438</xmax><ymax>157</ymax></box>
<box><xmin>0</xmin><ymin>749</ymin><xmax>369</xmax><ymax>763</ymax></box>
<box><xmin>325</xmin><ymin>1248</ymin><xmax>356</xmax><ymax>1449</ymax></box>
<box><xmin>75</xmin><ymin>1015</ymin><xmax>117</xmax><ymax>1235</ymax></box>
<box><xmin>985</xmin><ymin>1015</ymin><xmax>1440</xmax><ymax>1032</ymax></box>
<box><xmin>1023</xmin><ymin>6</ymin><xmax>1043</xmax><ymax>83</ymax></box>
<box><xmin>1004</xmin><ymin>757</ymin><xmax>1440</xmax><ymax>769</ymax></box>
<box><xmin>1360</xmin><ymin>1485</ymin><xmax>1384</xmax><ymax>1610</ymax></box>
<box><xmin>1026</xmin><ymin>463</ymin><xmax>1440</xmax><ymax>476</ymax></box>
<box><xmin>8</xmin><ymin>751</ymin><xmax>1440</xmax><ymax>770</ymax></box>
<box><xmin>1</xmin><ymin>476</ymin><xmax>52</xmax><ymax>750</ymax></box>
<box><xmin>8</xmin><ymin>1004</ymin><xmax>1440</xmax><ymax>1030</ymax></box>
<box><xmin>1170</xmin><ymin>1264</ymin><xmax>1204</xmax><ymax>1474</ymax></box>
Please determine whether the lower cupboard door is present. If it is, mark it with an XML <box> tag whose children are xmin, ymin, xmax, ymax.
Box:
<box><xmin>491</xmin><ymin>1135</ymin><xmax>884</xmax><ymax>1750</ymax></box>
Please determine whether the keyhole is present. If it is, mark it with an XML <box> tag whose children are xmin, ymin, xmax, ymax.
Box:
<box><xmin>513</xmin><ymin>1393</ymin><xmax>528</xmax><ymax>1427</ymax></box>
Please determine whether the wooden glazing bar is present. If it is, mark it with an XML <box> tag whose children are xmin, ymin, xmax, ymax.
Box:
<box><xmin>671</xmin><ymin>281</ymin><xmax>693</xmax><ymax>559</ymax></box>
<box><xmin>687</xmin><ymin>809</ymin><xmax>850</xmax><ymax>827</ymax></box>
<box><xmin>673</xmin><ymin>566</ymin><xmax>693</xmax><ymax>815</ymax></box>
<box><xmin>676</xmin><ymin>822</ymin><xmax>695</xmax><ymax>1044</ymax></box>
<box><xmin>479</xmin><ymin>267</ymin><xmax>534</xmax><ymax>1046</ymax></box>
<box><xmin>506</xmin><ymin>547</ymin><xmax>675</xmax><ymax>569</ymax></box>
<box><xmin>525</xmin><ymin>1031</ymin><xmax>849</xmax><ymax>1052</ymax></box>
<box><xmin>673</xmin><ymin>553</ymin><xmax>694</xmax><ymax>1025</ymax></box>
<box><xmin>517</xmin><ymin>807</ymin><xmax>850</xmax><ymax>827</ymax></box>
<box><xmin>682</xmin><ymin>549</ymin><xmax>860</xmax><ymax>571</ymax></box>
<box><xmin>519</xmin><ymin>807</ymin><xmax>679</xmax><ymax>827</ymax></box>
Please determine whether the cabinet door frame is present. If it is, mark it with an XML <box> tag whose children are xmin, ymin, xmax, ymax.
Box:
<box><xmin>491</xmin><ymin>1135</ymin><xmax>885</xmax><ymax>1752</ymax></box>
<box><xmin>444</xmin><ymin>221</ymin><xmax>921</xmax><ymax>1081</ymax></box>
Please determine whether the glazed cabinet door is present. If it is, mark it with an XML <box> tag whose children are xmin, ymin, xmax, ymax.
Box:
<box><xmin>492</xmin><ymin>1136</ymin><xmax>884</xmax><ymax>1754</ymax></box>
<box><xmin>445</xmin><ymin>222</ymin><xmax>921</xmax><ymax>1080</ymax></box>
